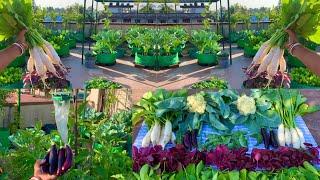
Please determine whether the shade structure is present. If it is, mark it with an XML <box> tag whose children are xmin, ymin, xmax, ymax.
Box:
<box><xmin>82</xmin><ymin>0</ymin><xmax>232</xmax><ymax>65</ymax></box>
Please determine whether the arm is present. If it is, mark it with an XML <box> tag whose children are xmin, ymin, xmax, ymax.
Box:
<box><xmin>286</xmin><ymin>30</ymin><xmax>320</xmax><ymax>76</ymax></box>
<box><xmin>0</xmin><ymin>30</ymin><xmax>28</xmax><ymax>71</ymax></box>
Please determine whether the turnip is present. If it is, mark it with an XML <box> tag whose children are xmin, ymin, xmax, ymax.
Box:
<box><xmin>254</xmin><ymin>47</ymin><xmax>277</xmax><ymax>78</ymax></box>
<box><xmin>284</xmin><ymin>127</ymin><xmax>292</xmax><ymax>146</ymax></box>
<box><xmin>295</xmin><ymin>127</ymin><xmax>306</xmax><ymax>149</ymax></box>
<box><xmin>150</xmin><ymin>121</ymin><xmax>161</xmax><ymax>146</ymax></box>
<box><xmin>159</xmin><ymin>120</ymin><xmax>172</xmax><ymax>149</ymax></box>
<box><xmin>290</xmin><ymin>127</ymin><xmax>300</xmax><ymax>149</ymax></box>
<box><xmin>277</xmin><ymin>124</ymin><xmax>285</xmax><ymax>146</ymax></box>
<box><xmin>141</xmin><ymin>126</ymin><xmax>153</xmax><ymax>148</ymax></box>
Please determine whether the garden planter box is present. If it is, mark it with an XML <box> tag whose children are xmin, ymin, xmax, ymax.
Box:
<box><xmin>96</xmin><ymin>53</ymin><xmax>117</xmax><ymax>66</ymax></box>
<box><xmin>8</xmin><ymin>54</ymin><xmax>26</xmax><ymax>68</ymax></box>
<box><xmin>0</xmin><ymin>81</ymin><xmax>24</xmax><ymax>89</ymax></box>
<box><xmin>135</xmin><ymin>53</ymin><xmax>156</xmax><ymax>67</ymax></box>
<box><xmin>85</xmin><ymin>55</ymin><xmax>96</xmax><ymax>69</ymax></box>
<box><xmin>244</xmin><ymin>46</ymin><xmax>258</xmax><ymax>58</ymax></box>
<box><xmin>0</xmin><ymin>128</ymin><xmax>10</xmax><ymax>149</ymax></box>
<box><xmin>197</xmin><ymin>53</ymin><xmax>218</xmax><ymax>66</ymax></box>
<box><xmin>287</xmin><ymin>54</ymin><xmax>305</xmax><ymax>68</ymax></box>
<box><xmin>158</xmin><ymin>53</ymin><xmax>179</xmax><ymax>67</ymax></box>
<box><xmin>56</xmin><ymin>44</ymin><xmax>70</xmax><ymax>58</ymax></box>
<box><xmin>218</xmin><ymin>56</ymin><xmax>229</xmax><ymax>68</ymax></box>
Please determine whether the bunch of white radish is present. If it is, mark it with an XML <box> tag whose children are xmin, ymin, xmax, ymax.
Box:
<box><xmin>273</xmin><ymin>89</ymin><xmax>312</xmax><ymax>149</ymax></box>
<box><xmin>277</xmin><ymin>123</ymin><xmax>305</xmax><ymax>149</ymax></box>
<box><xmin>141</xmin><ymin>120</ymin><xmax>176</xmax><ymax>149</ymax></box>
<box><xmin>246</xmin><ymin>30</ymin><xmax>287</xmax><ymax>87</ymax></box>
<box><xmin>26</xmin><ymin>30</ymin><xmax>68</xmax><ymax>87</ymax></box>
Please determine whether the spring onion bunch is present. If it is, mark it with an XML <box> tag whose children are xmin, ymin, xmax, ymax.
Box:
<box><xmin>246</xmin><ymin>0</ymin><xmax>320</xmax><ymax>87</ymax></box>
<box><xmin>0</xmin><ymin>0</ymin><xmax>67</xmax><ymax>87</ymax></box>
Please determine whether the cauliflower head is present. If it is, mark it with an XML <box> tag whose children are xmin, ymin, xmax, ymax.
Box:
<box><xmin>187</xmin><ymin>93</ymin><xmax>206</xmax><ymax>114</ymax></box>
<box><xmin>237</xmin><ymin>95</ymin><xmax>256</xmax><ymax>116</ymax></box>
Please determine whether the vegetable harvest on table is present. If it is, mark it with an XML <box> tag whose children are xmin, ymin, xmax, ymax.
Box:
<box><xmin>133</xmin><ymin>89</ymin><xmax>320</xmax><ymax>179</ymax></box>
<box><xmin>0</xmin><ymin>0</ymin><xmax>68</xmax><ymax>88</ymax></box>
<box><xmin>245</xmin><ymin>0</ymin><xmax>320</xmax><ymax>88</ymax></box>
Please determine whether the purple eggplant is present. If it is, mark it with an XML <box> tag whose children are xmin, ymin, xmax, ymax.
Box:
<box><xmin>191</xmin><ymin>130</ymin><xmax>198</xmax><ymax>148</ymax></box>
<box><xmin>261</xmin><ymin>128</ymin><xmax>270</xmax><ymax>149</ymax></box>
<box><xmin>269</xmin><ymin>129</ymin><xmax>279</xmax><ymax>148</ymax></box>
<box><xmin>49</xmin><ymin>145</ymin><xmax>58</xmax><ymax>175</ymax></box>
<box><xmin>57</xmin><ymin>148</ymin><xmax>66</xmax><ymax>176</ymax></box>
<box><xmin>61</xmin><ymin>145</ymin><xmax>73</xmax><ymax>173</ymax></box>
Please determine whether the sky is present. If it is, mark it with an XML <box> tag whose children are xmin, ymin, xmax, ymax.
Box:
<box><xmin>34</xmin><ymin>0</ymin><xmax>279</xmax><ymax>9</ymax></box>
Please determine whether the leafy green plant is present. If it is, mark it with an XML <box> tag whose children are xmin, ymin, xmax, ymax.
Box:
<box><xmin>93</xmin><ymin>29</ymin><xmax>124</xmax><ymax>55</ymax></box>
<box><xmin>190</xmin><ymin>30</ymin><xmax>222</xmax><ymax>54</ymax></box>
<box><xmin>191</xmin><ymin>76</ymin><xmax>228</xmax><ymax>90</ymax></box>
<box><xmin>201</xmin><ymin>131</ymin><xmax>248</xmax><ymax>150</ymax></box>
<box><xmin>290</xmin><ymin>67</ymin><xmax>320</xmax><ymax>87</ymax></box>
<box><xmin>0</xmin><ymin>67</ymin><xmax>23</xmax><ymax>85</ymax></box>
<box><xmin>85</xmin><ymin>77</ymin><xmax>122</xmax><ymax>89</ymax></box>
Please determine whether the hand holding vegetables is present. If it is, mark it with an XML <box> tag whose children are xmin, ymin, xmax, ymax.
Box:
<box><xmin>246</xmin><ymin>0</ymin><xmax>320</xmax><ymax>87</ymax></box>
<box><xmin>0</xmin><ymin>0</ymin><xmax>68</xmax><ymax>87</ymax></box>
<box><xmin>40</xmin><ymin>145</ymin><xmax>73</xmax><ymax>176</ymax></box>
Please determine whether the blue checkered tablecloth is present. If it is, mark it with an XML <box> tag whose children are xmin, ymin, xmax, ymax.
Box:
<box><xmin>134</xmin><ymin>116</ymin><xmax>319</xmax><ymax>167</ymax></box>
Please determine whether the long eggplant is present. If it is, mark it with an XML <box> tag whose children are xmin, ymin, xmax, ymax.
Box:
<box><xmin>191</xmin><ymin>129</ymin><xmax>198</xmax><ymax>148</ymax></box>
<box><xmin>61</xmin><ymin>145</ymin><xmax>73</xmax><ymax>173</ymax></box>
<box><xmin>261</xmin><ymin>128</ymin><xmax>270</xmax><ymax>149</ymax></box>
<box><xmin>49</xmin><ymin>145</ymin><xmax>58</xmax><ymax>175</ymax></box>
<box><xmin>269</xmin><ymin>129</ymin><xmax>279</xmax><ymax>148</ymax></box>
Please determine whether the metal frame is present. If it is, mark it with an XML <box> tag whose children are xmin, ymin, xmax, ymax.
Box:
<box><xmin>82</xmin><ymin>0</ymin><xmax>232</xmax><ymax>65</ymax></box>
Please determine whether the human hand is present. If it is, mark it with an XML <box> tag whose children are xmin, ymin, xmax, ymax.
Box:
<box><xmin>285</xmin><ymin>29</ymin><xmax>299</xmax><ymax>49</ymax></box>
<box><xmin>32</xmin><ymin>160</ymin><xmax>57</xmax><ymax>180</ymax></box>
<box><xmin>16</xmin><ymin>29</ymin><xmax>28</xmax><ymax>50</ymax></box>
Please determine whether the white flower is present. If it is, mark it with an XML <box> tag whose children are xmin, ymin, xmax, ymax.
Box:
<box><xmin>187</xmin><ymin>93</ymin><xmax>206</xmax><ymax>114</ymax></box>
<box><xmin>237</xmin><ymin>95</ymin><xmax>256</xmax><ymax>116</ymax></box>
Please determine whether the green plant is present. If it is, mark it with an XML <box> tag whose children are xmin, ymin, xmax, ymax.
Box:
<box><xmin>290</xmin><ymin>67</ymin><xmax>320</xmax><ymax>87</ymax></box>
<box><xmin>85</xmin><ymin>77</ymin><xmax>122</xmax><ymax>89</ymax></box>
<box><xmin>217</xmin><ymin>51</ymin><xmax>229</xmax><ymax>57</ymax></box>
<box><xmin>201</xmin><ymin>131</ymin><xmax>248</xmax><ymax>150</ymax></box>
<box><xmin>191</xmin><ymin>77</ymin><xmax>228</xmax><ymax>90</ymax></box>
<box><xmin>0</xmin><ymin>67</ymin><xmax>23</xmax><ymax>85</ymax></box>
<box><xmin>190</xmin><ymin>30</ymin><xmax>222</xmax><ymax>54</ymax></box>
<box><xmin>92</xmin><ymin>29</ymin><xmax>124</xmax><ymax>55</ymax></box>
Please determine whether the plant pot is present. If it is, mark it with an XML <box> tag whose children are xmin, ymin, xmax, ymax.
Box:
<box><xmin>68</xmin><ymin>39</ymin><xmax>77</xmax><ymax>49</ymax></box>
<box><xmin>197</xmin><ymin>53</ymin><xmax>218</xmax><ymax>66</ymax></box>
<box><xmin>218</xmin><ymin>56</ymin><xmax>229</xmax><ymax>68</ymax></box>
<box><xmin>135</xmin><ymin>53</ymin><xmax>157</xmax><ymax>67</ymax></box>
<box><xmin>96</xmin><ymin>53</ymin><xmax>117</xmax><ymax>66</ymax></box>
<box><xmin>56</xmin><ymin>44</ymin><xmax>70</xmax><ymax>58</ymax></box>
<box><xmin>287</xmin><ymin>54</ymin><xmax>305</xmax><ymax>68</ymax></box>
<box><xmin>8</xmin><ymin>54</ymin><xmax>26</xmax><ymax>68</ymax></box>
<box><xmin>116</xmin><ymin>48</ymin><xmax>126</xmax><ymax>58</ymax></box>
<box><xmin>0</xmin><ymin>128</ymin><xmax>10</xmax><ymax>149</ymax></box>
<box><xmin>158</xmin><ymin>53</ymin><xmax>179</xmax><ymax>67</ymax></box>
<box><xmin>244</xmin><ymin>46</ymin><xmax>258</xmax><ymax>58</ymax></box>
<box><xmin>0</xmin><ymin>81</ymin><xmax>24</xmax><ymax>89</ymax></box>
<box><xmin>85</xmin><ymin>55</ymin><xmax>96</xmax><ymax>69</ymax></box>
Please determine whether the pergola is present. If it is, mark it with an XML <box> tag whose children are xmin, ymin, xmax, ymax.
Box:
<box><xmin>81</xmin><ymin>0</ymin><xmax>232</xmax><ymax>65</ymax></box>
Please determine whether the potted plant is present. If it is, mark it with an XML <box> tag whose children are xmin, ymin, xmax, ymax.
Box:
<box><xmin>217</xmin><ymin>51</ymin><xmax>230</xmax><ymax>68</ymax></box>
<box><xmin>85</xmin><ymin>52</ymin><xmax>96</xmax><ymax>69</ymax></box>
<box><xmin>93</xmin><ymin>29</ymin><xmax>124</xmax><ymax>66</ymax></box>
<box><xmin>191</xmin><ymin>30</ymin><xmax>222</xmax><ymax>66</ymax></box>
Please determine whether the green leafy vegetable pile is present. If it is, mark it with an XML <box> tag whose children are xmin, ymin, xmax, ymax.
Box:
<box><xmin>0</xmin><ymin>67</ymin><xmax>23</xmax><ymax>85</ymax></box>
<box><xmin>191</xmin><ymin>76</ymin><xmax>228</xmax><ymax>90</ymax></box>
<box><xmin>85</xmin><ymin>77</ymin><xmax>122</xmax><ymax>89</ymax></box>
<box><xmin>290</xmin><ymin>67</ymin><xmax>320</xmax><ymax>87</ymax></box>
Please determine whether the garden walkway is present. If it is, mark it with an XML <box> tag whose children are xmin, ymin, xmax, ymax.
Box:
<box><xmin>63</xmin><ymin>44</ymin><xmax>251</xmax><ymax>95</ymax></box>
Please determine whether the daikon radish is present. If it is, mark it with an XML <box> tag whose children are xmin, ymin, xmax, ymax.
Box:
<box><xmin>158</xmin><ymin>125</ymin><xmax>165</xmax><ymax>146</ymax></box>
<box><xmin>284</xmin><ymin>127</ymin><xmax>292</xmax><ymax>146</ymax></box>
<box><xmin>291</xmin><ymin>128</ymin><xmax>300</xmax><ymax>149</ymax></box>
<box><xmin>30</xmin><ymin>48</ymin><xmax>46</xmax><ymax>77</ymax></box>
<box><xmin>279</xmin><ymin>56</ymin><xmax>286</xmax><ymax>73</ymax></box>
<box><xmin>27</xmin><ymin>55</ymin><xmax>34</xmax><ymax>72</ymax></box>
<box><xmin>159</xmin><ymin>120</ymin><xmax>172</xmax><ymax>149</ymax></box>
<box><xmin>142</xmin><ymin>126</ymin><xmax>153</xmax><ymax>147</ymax></box>
<box><xmin>278</xmin><ymin>124</ymin><xmax>285</xmax><ymax>146</ymax></box>
<box><xmin>171</xmin><ymin>133</ymin><xmax>176</xmax><ymax>145</ymax></box>
<box><xmin>254</xmin><ymin>47</ymin><xmax>277</xmax><ymax>78</ymax></box>
<box><xmin>150</xmin><ymin>121</ymin><xmax>161</xmax><ymax>146</ymax></box>
<box><xmin>295</xmin><ymin>127</ymin><xmax>306</xmax><ymax>149</ymax></box>
<box><xmin>252</xmin><ymin>41</ymin><xmax>271</xmax><ymax>64</ymax></box>
<box><xmin>38</xmin><ymin>48</ymin><xmax>61</xmax><ymax>78</ymax></box>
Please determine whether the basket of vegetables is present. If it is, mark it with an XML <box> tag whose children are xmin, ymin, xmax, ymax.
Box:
<box><xmin>191</xmin><ymin>30</ymin><xmax>221</xmax><ymax>66</ymax></box>
<box><xmin>93</xmin><ymin>29</ymin><xmax>124</xmax><ymax>66</ymax></box>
